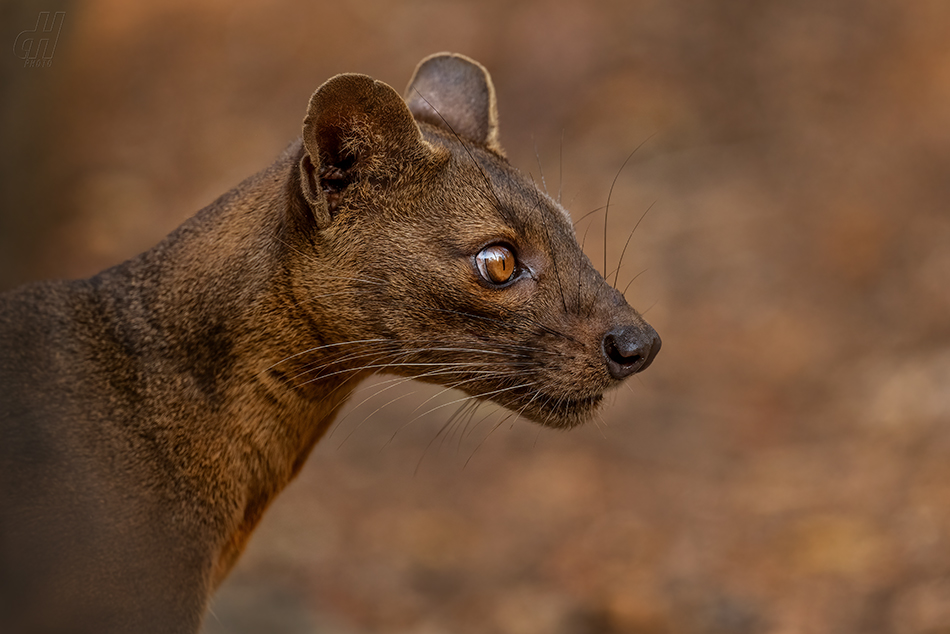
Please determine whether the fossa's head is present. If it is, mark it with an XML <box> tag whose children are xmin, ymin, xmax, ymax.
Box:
<box><xmin>287</xmin><ymin>53</ymin><xmax>660</xmax><ymax>429</ymax></box>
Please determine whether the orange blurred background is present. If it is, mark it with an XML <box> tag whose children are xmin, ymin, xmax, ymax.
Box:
<box><xmin>3</xmin><ymin>1</ymin><xmax>950</xmax><ymax>632</ymax></box>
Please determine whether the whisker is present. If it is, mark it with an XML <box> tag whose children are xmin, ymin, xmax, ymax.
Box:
<box><xmin>338</xmin><ymin>389</ymin><xmax>416</xmax><ymax>449</ymax></box>
<box><xmin>622</xmin><ymin>268</ymin><xmax>649</xmax><ymax>297</ymax></box>
<box><xmin>388</xmin><ymin>376</ymin><xmax>537</xmax><ymax>446</ymax></box>
<box><xmin>456</xmin><ymin>400</ymin><xmax>486</xmax><ymax>452</ymax></box>
<box><xmin>533</xmin><ymin>425</ymin><xmax>544</xmax><ymax>448</ymax></box>
<box><xmin>292</xmin><ymin>342</ymin><xmax>538</xmax><ymax>383</ymax></box>
<box><xmin>395</xmin><ymin>381</ymin><xmax>538</xmax><ymax>441</ymax></box>
<box><xmin>603</xmin><ymin>134</ymin><xmax>656</xmax><ymax>281</ymax></box>
<box><xmin>288</xmin><ymin>344</ymin><xmax>403</xmax><ymax>382</ymax></box>
<box><xmin>304</xmin><ymin>357</ymin><xmax>539</xmax><ymax>386</ymax></box>
<box><xmin>557</xmin><ymin>129</ymin><xmax>564</xmax><ymax>205</ymax></box>
<box><xmin>572</xmin><ymin>205</ymin><xmax>607</xmax><ymax>229</ymax></box>
<box><xmin>577</xmin><ymin>217</ymin><xmax>596</xmax><ymax>311</ymax></box>
<box><xmin>464</xmin><ymin>410</ymin><xmax>516</xmax><ymax>469</ymax></box>
<box><xmin>436</xmin><ymin>399</ymin><xmax>480</xmax><ymax>456</ymax></box>
<box><xmin>264</xmin><ymin>338</ymin><xmax>393</xmax><ymax>372</ymax></box>
<box><xmin>334</xmin><ymin>367</ymin><xmax>471</xmax><ymax>438</ymax></box>
<box><xmin>511</xmin><ymin>387</ymin><xmax>542</xmax><ymax>422</ymax></box>
<box><xmin>406</xmin><ymin>370</ymin><xmax>530</xmax><ymax>419</ymax></box>
<box><xmin>585</xmin><ymin>273</ymin><xmax>611</xmax><ymax>319</ymax></box>
<box><xmin>533</xmin><ymin>139</ymin><xmax>549</xmax><ymax>196</ymax></box>
<box><xmin>595</xmin><ymin>413</ymin><xmax>609</xmax><ymax>440</ymax></box>
<box><xmin>413</xmin><ymin>398</ymin><xmax>483</xmax><ymax>474</ymax></box>
<box><xmin>613</xmin><ymin>200</ymin><xmax>656</xmax><ymax>289</ymax></box>
<box><xmin>296</xmin><ymin>361</ymin><xmax>489</xmax><ymax>387</ymax></box>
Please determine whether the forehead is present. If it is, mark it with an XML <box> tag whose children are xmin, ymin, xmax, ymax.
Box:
<box><xmin>434</xmin><ymin>136</ymin><xmax>577</xmax><ymax>246</ymax></box>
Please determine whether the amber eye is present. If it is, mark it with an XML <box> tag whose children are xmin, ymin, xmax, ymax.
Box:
<box><xmin>475</xmin><ymin>245</ymin><xmax>517</xmax><ymax>285</ymax></box>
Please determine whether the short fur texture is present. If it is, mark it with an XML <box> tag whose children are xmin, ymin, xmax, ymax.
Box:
<box><xmin>0</xmin><ymin>53</ymin><xmax>659</xmax><ymax>633</ymax></box>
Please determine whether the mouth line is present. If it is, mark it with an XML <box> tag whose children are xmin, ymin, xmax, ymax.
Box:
<box><xmin>504</xmin><ymin>385</ymin><xmax>604</xmax><ymax>416</ymax></box>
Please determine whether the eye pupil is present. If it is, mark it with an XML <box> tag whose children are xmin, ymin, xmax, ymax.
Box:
<box><xmin>476</xmin><ymin>245</ymin><xmax>516</xmax><ymax>285</ymax></box>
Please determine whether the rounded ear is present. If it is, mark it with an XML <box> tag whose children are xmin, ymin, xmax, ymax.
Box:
<box><xmin>404</xmin><ymin>52</ymin><xmax>505</xmax><ymax>156</ymax></box>
<box><xmin>300</xmin><ymin>73</ymin><xmax>428</xmax><ymax>228</ymax></box>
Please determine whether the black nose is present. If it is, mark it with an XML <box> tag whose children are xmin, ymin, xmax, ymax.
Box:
<box><xmin>602</xmin><ymin>325</ymin><xmax>661</xmax><ymax>380</ymax></box>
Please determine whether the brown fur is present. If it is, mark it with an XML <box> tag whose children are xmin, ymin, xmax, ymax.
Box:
<box><xmin>0</xmin><ymin>53</ymin><xmax>659</xmax><ymax>633</ymax></box>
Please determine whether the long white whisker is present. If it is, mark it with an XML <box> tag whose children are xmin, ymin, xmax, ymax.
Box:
<box><xmin>264</xmin><ymin>338</ymin><xmax>393</xmax><ymax>372</ymax></box>
<box><xmin>390</xmin><ymin>381</ymin><xmax>538</xmax><ymax>446</ymax></box>
<box><xmin>405</xmin><ymin>369</ymin><xmax>530</xmax><ymax>418</ymax></box>
<box><xmin>340</xmin><ymin>366</ymin><xmax>527</xmax><ymax>436</ymax></box>
<box><xmin>464</xmin><ymin>410</ymin><xmax>517</xmax><ymax>469</ymax></box>
<box><xmin>290</xmin><ymin>341</ymin><xmax>541</xmax><ymax>382</ymax></box>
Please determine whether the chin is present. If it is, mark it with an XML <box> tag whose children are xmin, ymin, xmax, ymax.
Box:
<box><xmin>496</xmin><ymin>388</ymin><xmax>605</xmax><ymax>430</ymax></box>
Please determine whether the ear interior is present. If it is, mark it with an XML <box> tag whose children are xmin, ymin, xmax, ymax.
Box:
<box><xmin>404</xmin><ymin>53</ymin><xmax>504</xmax><ymax>156</ymax></box>
<box><xmin>299</xmin><ymin>73</ymin><xmax>427</xmax><ymax>228</ymax></box>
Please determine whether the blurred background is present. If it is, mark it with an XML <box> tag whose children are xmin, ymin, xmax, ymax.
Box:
<box><xmin>3</xmin><ymin>0</ymin><xmax>950</xmax><ymax>632</ymax></box>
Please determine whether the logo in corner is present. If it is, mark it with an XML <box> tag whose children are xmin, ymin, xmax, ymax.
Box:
<box><xmin>14</xmin><ymin>11</ymin><xmax>66</xmax><ymax>69</ymax></box>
